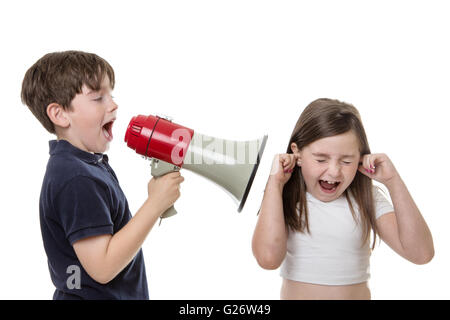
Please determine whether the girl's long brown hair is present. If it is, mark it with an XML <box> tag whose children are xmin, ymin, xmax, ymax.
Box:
<box><xmin>283</xmin><ymin>98</ymin><xmax>379</xmax><ymax>249</ymax></box>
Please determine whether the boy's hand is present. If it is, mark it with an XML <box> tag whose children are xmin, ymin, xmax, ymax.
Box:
<box><xmin>147</xmin><ymin>171</ymin><xmax>184</xmax><ymax>213</ymax></box>
<box><xmin>358</xmin><ymin>153</ymin><xmax>400</xmax><ymax>188</ymax></box>
<box><xmin>268</xmin><ymin>153</ymin><xmax>297</xmax><ymax>188</ymax></box>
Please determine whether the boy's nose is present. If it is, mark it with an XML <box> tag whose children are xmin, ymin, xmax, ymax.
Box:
<box><xmin>108</xmin><ymin>99</ymin><xmax>118</xmax><ymax>112</ymax></box>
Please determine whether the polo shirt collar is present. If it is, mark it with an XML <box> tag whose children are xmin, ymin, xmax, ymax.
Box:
<box><xmin>49</xmin><ymin>139</ymin><xmax>108</xmax><ymax>164</ymax></box>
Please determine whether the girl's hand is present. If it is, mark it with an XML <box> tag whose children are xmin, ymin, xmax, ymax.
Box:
<box><xmin>269</xmin><ymin>153</ymin><xmax>297</xmax><ymax>187</ymax></box>
<box><xmin>358</xmin><ymin>153</ymin><xmax>400</xmax><ymax>187</ymax></box>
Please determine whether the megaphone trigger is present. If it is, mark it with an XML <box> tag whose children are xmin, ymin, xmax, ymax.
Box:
<box><xmin>150</xmin><ymin>158</ymin><xmax>180</xmax><ymax>178</ymax></box>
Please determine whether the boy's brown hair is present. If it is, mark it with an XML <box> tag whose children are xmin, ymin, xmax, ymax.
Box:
<box><xmin>21</xmin><ymin>50</ymin><xmax>115</xmax><ymax>134</ymax></box>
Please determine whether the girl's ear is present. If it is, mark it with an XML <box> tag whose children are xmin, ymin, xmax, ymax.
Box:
<box><xmin>47</xmin><ymin>103</ymin><xmax>70</xmax><ymax>128</ymax></box>
<box><xmin>290</xmin><ymin>142</ymin><xmax>302</xmax><ymax>166</ymax></box>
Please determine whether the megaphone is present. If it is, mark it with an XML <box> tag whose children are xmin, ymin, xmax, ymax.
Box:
<box><xmin>124</xmin><ymin>114</ymin><xmax>267</xmax><ymax>219</ymax></box>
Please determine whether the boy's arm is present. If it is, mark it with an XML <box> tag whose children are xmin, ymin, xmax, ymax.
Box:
<box><xmin>73</xmin><ymin>172</ymin><xmax>183</xmax><ymax>284</ymax></box>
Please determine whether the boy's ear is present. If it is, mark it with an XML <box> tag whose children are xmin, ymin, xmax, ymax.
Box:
<box><xmin>46</xmin><ymin>103</ymin><xmax>70</xmax><ymax>128</ymax></box>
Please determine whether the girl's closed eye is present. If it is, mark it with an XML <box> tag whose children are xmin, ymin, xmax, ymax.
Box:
<box><xmin>316</xmin><ymin>159</ymin><xmax>326</xmax><ymax>163</ymax></box>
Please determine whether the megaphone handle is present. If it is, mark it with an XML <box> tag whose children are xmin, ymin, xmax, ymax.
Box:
<box><xmin>160</xmin><ymin>205</ymin><xmax>177</xmax><ymax>219</ymax></box>
<box><xmin>150</xmin><ymin>159</ymin><xmax>181</xmax><ymax>221</ymax></box>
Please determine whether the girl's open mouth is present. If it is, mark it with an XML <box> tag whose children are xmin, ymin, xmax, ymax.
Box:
<box><xmin>319</xmin><ymin>180</ymin><xmax>340</xmax><ymax>193</ymax></box>
<box><xmin>102</xmin><ymin>121</ymin><xmax>114</xmax><ymax>142</ymax></box>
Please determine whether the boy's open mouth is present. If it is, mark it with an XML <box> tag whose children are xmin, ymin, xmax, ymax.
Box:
<box><xmin>102</xmin><ymin>120</ymin><xmax>114</xmax><ymax>141</ymax></box>
<box><xmin>319</xmin><ymin>180</ymin><xmax>340</xmax><ymax>193</ymax></box>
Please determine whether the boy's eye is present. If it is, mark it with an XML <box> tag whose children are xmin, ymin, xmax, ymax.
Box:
<box><xmin>316</xmin><ymin>159</ymin><xmax>326</xmax><ymax>163</ymax></box>
<box><xmin>93</xmin><ymin>94</ymin><xmax>114</xmax><ymax>102</ymax></box>
<box><xmin>342</xmin><ymin>161</ymin><xmax>352</xmax><ymax>165</ymax></box>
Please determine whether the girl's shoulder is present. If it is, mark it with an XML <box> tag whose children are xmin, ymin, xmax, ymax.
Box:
<box><xmin>372</xmin><ymin>185</ymin><xmax>394</xmax><ymax>219</ymax></box>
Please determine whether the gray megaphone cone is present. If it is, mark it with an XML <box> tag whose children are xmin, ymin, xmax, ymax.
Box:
<box><xmin>182</xmin><ymin>132</ymin><xmax>268</xmax><ymax>212</ymax></box>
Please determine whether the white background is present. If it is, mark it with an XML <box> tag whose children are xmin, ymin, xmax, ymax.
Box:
<box><xmin>0</xmin><ymin>0</ymin><xmax>448</xmax><ymax>299</ymax></box>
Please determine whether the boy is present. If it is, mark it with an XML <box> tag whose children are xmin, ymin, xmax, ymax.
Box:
<box><xmin>21</xmin><ymin>50</ymin><xmax>184</xmax><ymax>299</ymax></box>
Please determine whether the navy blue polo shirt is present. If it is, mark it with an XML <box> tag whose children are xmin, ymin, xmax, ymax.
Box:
<box><xmin>39</xmin><ymin>139</ymin><xmax>149</xmax><ymax>300</ymax></box>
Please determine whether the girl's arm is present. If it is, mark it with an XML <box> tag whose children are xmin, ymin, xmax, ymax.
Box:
<box><xmin>359</xmin><ymin>154</ymin><xmax>434</xmax><ymax>264</ymax></box>
<box><xmin>252</xmin><ymin>154</ymin><xmax>295</xmax><ymax>270</ymax></box>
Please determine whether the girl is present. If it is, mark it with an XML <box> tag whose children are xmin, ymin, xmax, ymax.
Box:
<box><xmin>252</xmin><ymin>98</ymin><xmax>434</xmax><ymax>300</ymax></box>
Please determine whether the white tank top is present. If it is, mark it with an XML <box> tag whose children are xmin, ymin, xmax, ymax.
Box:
<box><xmin>280</xmin><ymin>187</ymin><xmax>394</xmax><ymax>285</ymax></box>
